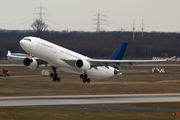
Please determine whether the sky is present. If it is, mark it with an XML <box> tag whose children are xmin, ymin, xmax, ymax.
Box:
<box><xmin>0</xmin><ymin>0</ymin><xmax>180</xmax><ymax>32</ymax></box>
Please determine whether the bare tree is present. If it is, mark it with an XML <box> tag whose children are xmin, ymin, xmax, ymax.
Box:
<box><xmin>31</xmin><ymin>19</ymin><xmax>48</xmax><ymax>37</ymax></box>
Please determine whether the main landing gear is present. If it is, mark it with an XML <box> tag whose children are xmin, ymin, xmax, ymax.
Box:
<box><xmin>80</xmin><ymin>73</ymin><xmax>90</xmax><ymax>83</ymax></box>
<box><xmin>50</xmin><ymin>67</ymin><xmax>60</xmax><ymax>82</ymax></box>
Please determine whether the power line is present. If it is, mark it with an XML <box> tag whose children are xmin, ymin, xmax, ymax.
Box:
<box><xmin>105</xmin><ymin>18</ymin><xmax>131</xmax><ymax>31</ymax></box>
<box><xmin>0</xmin><ymin>13</ymin><xmax>33</xmax><ymax>25</ymax></box>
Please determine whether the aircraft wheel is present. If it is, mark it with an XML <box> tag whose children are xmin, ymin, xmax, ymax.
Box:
<box><xmin>50</xmin><ymin>73</ymin><xmax>54</xmax><ymax>78</ymax></box>
<box><xmin>87</xmin><ymin>78</ymin><xmax>90</xmax><ymax>83</ymax></box>
<box><xmin>57</xmin><ymin>77</ymin><xmax>60</xmax><ymax>82</ymax></box>
<box><xmin>80</xmin><ymin>74</ymin><xmax>84</xmax><ymax>79</ymax></box>
<box><xmin>83</xmin><ymin>78</ymin><xmax>86</xmax><ymax>83</ymax></box>
<box><xmin>53</xmin><ymin>77</ymin><xmax>56</xmax><ymax>82</ymax></box>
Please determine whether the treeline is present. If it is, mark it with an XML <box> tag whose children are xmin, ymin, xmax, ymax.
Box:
<box><xmin>0</xmin><ymin>29</ymin><xmax>180</xmax><ymax>59</ymax></box>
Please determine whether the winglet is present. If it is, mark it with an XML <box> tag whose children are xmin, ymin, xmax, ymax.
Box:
<box><xmin>6</xmin><ymin>50</ymin><xmax>11</xmax><ymax>56</ymax></box>
<box><xmin>168</xmin><ymin>56</ymin><xmax>176</xmax><ymax>61</ymax></box>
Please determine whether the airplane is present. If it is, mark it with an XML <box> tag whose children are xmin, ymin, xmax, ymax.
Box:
<box><xmin>6</xmin><ymin>36</ymin><xmax>175</xmax><ymax>83</ymax></box>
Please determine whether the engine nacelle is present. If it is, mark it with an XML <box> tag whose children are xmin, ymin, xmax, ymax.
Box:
<box><xmin>75</xmin><ymin>59</ymin><xmax>91</xmax><ymax>71</ymax></box>
<box><xmin>23</xmin><ymin>57</ymin><xmax>38</xmax><ymax>69</ymax></box>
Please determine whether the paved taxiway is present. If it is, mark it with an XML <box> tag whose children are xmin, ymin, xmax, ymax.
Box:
<box><xmin>1</xmin><ymin>94</ymin><xmax>180</xmax><ymax>112</ymax></box>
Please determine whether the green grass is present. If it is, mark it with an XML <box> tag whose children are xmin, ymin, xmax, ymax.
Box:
<box><xmin>0</xmin><ymin>71</ymin><xmax>180</xmax><ymax>96</ymax></box>
<box><xmin>0</xmin><ymin>62</ymin><xmax>180</xmax><ymax>99</ymax></box>
<box><xmin>0</xmin><ymin>78</ymin><xmax>180</xmax><ymax>96</ymax></box>
<box><xmin>0</xmin><ymin>108</ymin><xmax>179</xmax><ymax>120</ymax></box>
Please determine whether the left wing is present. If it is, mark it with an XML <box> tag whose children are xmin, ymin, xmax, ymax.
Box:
<box><xmin>7</xmin><ymin>51</ymin><xmax>29</xmax><ymax>60</ymax></box>
<box><xmin>6</xmin><ymin>51</ymin><xmax>47</xmax><ymax>65</ymax></box>
<box><xmin>6</xmin><ymin>51</ymin><xmax>39</xmax><ymax>59</ymax></box>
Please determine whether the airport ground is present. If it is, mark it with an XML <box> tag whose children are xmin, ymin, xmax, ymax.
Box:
<box><xmin>0</xmin><ymin>60</ymin><xmax>180</xmax><ymax>119</ymax></box>
<box><xmin>0</xmin><ymin>107</ymin><xmax>180</xmax><ymax>120</ymax></box>
<box><xmin>0</xmin><ymin>61</ymin><xmax>180</xmax><ymax>96</ymax></box>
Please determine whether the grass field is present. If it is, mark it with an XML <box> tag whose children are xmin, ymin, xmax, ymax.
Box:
<box><xmin>0</xmin><ymin>108</ymin><xmax>180</xmax><ymax>120</ymax></box>
<box><xmin>0</xmin><ymin>74</ymin><xmax>180</xmax><ymax>96</ymax></box>
<box><xmin>0</xmin><ymin>61</ymin><xmax>180</xmax><ymax>96</ymax></box>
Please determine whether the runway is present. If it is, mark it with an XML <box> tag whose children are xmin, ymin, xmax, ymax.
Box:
<box><xmin>0</xmin><ymin>64</ymin><xmax>23</xmax><ymax>66</ymax></box>
<box><xmin>1</xmin><ymin>94</ymin><xmax>180</xmax><ymax>112</ymax></box>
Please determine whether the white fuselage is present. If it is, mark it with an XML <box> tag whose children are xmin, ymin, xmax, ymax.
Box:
<box><xmin>20</xmin><ymin>37</ymin><xmax>119</xmax><ymax>78</ymax></box>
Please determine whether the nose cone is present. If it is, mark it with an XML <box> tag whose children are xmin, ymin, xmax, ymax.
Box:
<box><xmin>19</xmin><ymin>39</ymin><xmax>25</xmax><ymax>48</ymax></box>
<box><xmin>19</xmin><ymin>39</ymin><xmax>27</xmax><ymax>51</ymax></box>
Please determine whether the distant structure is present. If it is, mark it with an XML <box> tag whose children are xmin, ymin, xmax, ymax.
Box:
<box><xmin>141</xmin><ymin>20</ymin><xmax>145</xmax><ymax>37</ymax></box>
<box><xmin>92</xmin><ymin>10</ymin><xmax>107</xmax><ymax>32</ymax></box>
<box><xmin>32</xmin><ymin>4</ymin><xmax>48</xmax><ymax>37</ymax></box>
<box><xmin>120</xmin><ymin>28</ymin><xmax>126</xmax><ymax>32</ymax></box>
<box><xmin>133</xmin><ymin>20</ymin><xmax>135</xmax><ymax>40</ymax></box>
<box><xmin>35</xmin><ymin>3</ymin><xmax>47</xmax><ymax>22</ymax></box>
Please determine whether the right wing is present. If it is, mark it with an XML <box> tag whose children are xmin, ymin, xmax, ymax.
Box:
<box><xmin>89</xmin><ymin>59</ymin><xmax>173</xmax><ymax>69</ymax></box>
<box><xmin>61</xmin><ymin>56</ymin><xmax>176</xmax><ymax>70</ymax></box>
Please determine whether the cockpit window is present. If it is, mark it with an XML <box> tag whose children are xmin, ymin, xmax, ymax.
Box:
<box><xmin>23</xmin><ymin>38</ymin><xmax>31</xmax><ymax>41</ymax></box>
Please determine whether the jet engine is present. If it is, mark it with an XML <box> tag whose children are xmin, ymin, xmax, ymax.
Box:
<box><xmin>75</xmin><ymin>59</ymin><xmax>91</xmax><ymax>71</ymax></box>
<box><xmin>23</xmin><ymin>57</ymin><xmax>38</xmax><ymax>69</ymax></box>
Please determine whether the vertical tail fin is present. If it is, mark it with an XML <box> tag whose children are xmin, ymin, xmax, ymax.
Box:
<box><xmin>109</xmin><ymin>41</ymin><xmax>128</xmax><ymax>60</ymax></box>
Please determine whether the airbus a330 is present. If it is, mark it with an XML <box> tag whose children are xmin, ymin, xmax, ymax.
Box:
<box><xmin>7</xmin><ymin>37</ymin><xmax>174</xmax><ymax>83</ymax></box>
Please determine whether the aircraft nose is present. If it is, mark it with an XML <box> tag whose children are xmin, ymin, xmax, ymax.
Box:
<box><xmin>19</xmin><ymin>39</ymin><xmax>26</xmax><ymax>48</ymax></box>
